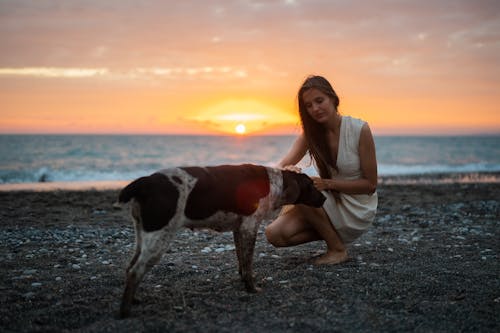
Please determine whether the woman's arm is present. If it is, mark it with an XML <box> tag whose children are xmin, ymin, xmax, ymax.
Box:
<box><xmin>312</xmin><ymin>123</ymin><xmax>378</xmax><ymax>194</ymax></box>
<box><xmin>277</xmin><ymin>133</ymin><xmax>308</xmax><ymax>169</ymax></box>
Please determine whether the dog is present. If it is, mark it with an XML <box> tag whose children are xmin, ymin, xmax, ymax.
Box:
<box><xmin>117</xmin><ymin>163</ymin><xmax>326</xmax><ymax>318</ymax></box>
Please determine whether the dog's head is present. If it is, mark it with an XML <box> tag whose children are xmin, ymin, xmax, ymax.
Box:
<box><xmin>281</xmin><ymin>170</ymin><xmax>326</xmax><ymax>207</ymax></box>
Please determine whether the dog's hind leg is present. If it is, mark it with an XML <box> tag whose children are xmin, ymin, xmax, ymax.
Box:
<box><xmin>235</xmin><ymin>218</ymin><xmax>261</xmax><ymax>293</ymax></box>
<box><xmin>120</xmin><ymin>230</ymin><xmax>171</xmax><ymax>318</ymax></box>
<box><xmin>126</xmin><ymin>202</ymin><xmax>143</xmax><ymax>275</ymax></box>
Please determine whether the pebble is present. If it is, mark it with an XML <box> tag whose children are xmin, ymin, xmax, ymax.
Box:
<box><xmin>31</xmin><ymin>282</ymin><xmax>42</xmax><ymax>287</ymax></box>
<box><xmin>201</xmin><ymin>247</ymin><xmax>212</xmax><ymax>253</ymax></box>
<box><xmin>72</xmin><ymin>264</ymin><xmax>81</xmax><ymax>270</ymax></box>
<box><xmin>398</xmin><ymin>237</ymin><xmax>410</xmax><ymax>244</ymax></box>
<box><xmin>215</xmin><ymin>245</ymin><xmax>235</xmax><ymax>253</ymax></box>
<box><xmin>23</xmin><ymin>269</ymin><xmax>37</xmax><ymax>275</ymax></box>
<box><xmin>55</xmin><ymin>277</ymin><xmax>62</xmax><ymax>281</ymax></box>
<box><xmin>201</xmin><ymin>244</ymin><xmax>235</xmax><ymax>253</ymax></box>
<box><xmin>23</xmin><ymin>292</ymin><xmax>36</xmax><ymax>299</ymax></box>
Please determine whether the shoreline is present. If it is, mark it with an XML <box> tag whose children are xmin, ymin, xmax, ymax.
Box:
<box><xmin>0</xmin><ymin>180</ymin><xmax>129</xmax><ymax>192</ymax></box>
<box><xmin>0</xmin><ymin>171</ymin><xmax>499</xmax><ymax>192</ymax></box>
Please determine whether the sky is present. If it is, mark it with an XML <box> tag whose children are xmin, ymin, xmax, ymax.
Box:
<box><xmin>0</xmin><ymin>0</ymin><xmax>499</xmax><ymax>136</ymax></box>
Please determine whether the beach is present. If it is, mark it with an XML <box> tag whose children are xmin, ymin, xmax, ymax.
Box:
<box><xmin>0</xmin><ymin>182</ymin><xmax>498</xmax><ymax>332</ymax></box>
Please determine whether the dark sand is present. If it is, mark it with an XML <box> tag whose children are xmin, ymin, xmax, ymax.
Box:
<box><xmin>0</xmin><ymin>182</ymin><xmax>499</xmax><ymax>332</ymax></box>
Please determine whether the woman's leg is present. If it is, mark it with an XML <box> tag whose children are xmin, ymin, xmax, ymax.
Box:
<box><xmin>265</xmin><ymin>205</ymin><xmax>348</xmax><ymax>265</ymax></box>
<box><xmin>265</xmin><ymin>205</ymin><xmax>322</xmax><ymax>247</ymax></box>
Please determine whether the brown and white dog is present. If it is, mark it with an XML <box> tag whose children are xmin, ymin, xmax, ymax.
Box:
<box><xmin>117</xmin><ymin>163</ymin><xmax>325</xmax><ymax>318</ymax></box>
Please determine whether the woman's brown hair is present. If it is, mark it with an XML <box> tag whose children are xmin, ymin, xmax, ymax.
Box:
<box><xmin>297</xmin><ymin>75</ymin><xmax>340</xmax><ymax>179</ymax></box>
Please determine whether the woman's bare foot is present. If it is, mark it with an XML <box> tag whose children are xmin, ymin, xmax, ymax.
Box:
<box><xmin>313</xmin><ymin>250</ymin><xmax>348</xmax><ymax>265</ymax></box>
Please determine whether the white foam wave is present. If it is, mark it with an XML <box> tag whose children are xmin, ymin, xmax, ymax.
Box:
<box><xmin>378</xmin><ymin>163</ymin><xmax>500</xmax><ymax>176</ymax></box>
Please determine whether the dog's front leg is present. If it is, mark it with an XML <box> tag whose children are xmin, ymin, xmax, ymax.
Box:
<box><xmin>232</xmin><ymin>217</ymin><xmax>243</xmax><ymax>277</ymax></box>
<box><xmin>235</xmin><ymin>217</ymin><xmax>261</xmax><ymax>293</ymax></box>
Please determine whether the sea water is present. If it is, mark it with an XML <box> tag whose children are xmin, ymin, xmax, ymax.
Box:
<box><xmin>0</xmin><ymin>134</ymin><xmax>499</xmax><ymax>185</ymax></box>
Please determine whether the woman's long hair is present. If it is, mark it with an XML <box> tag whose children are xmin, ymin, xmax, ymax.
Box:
<box><xmin>297</xmin><ymin>75</ymin><xmax>340</xmax><ymax>179</ymax></box>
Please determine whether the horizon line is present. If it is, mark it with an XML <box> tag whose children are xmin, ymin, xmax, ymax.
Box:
<box><xmin>0</xmin><ymin>131</ymin><xmax>499</xmax><ymax>137</ymax></box>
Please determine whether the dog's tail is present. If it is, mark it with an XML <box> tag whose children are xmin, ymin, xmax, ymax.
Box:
<box><xmin>118</xmin><ymin>176</ymin><xmax>150</xmax><ymax>203</ymax></box>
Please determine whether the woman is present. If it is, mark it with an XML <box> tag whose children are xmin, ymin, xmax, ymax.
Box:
<box><xmin>265</xmin><ymin>75</ymin><xmax>378</xmax><ymax>265</ymax></box>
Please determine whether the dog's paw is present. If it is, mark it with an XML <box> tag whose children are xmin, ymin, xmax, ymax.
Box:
<box><xmin>118</xmin><ymin>307</ymin><xmax>131</xmax><ymax>319</ymax></box>
<box><xmin>252</xmin><ymin>286</ymin><xmax>263</xmax><ymax>293</ymax></box>
<box><xmin>244</xmin><ymin>282</ymin><xmax>262</xmax><ymax>293</ymax></box>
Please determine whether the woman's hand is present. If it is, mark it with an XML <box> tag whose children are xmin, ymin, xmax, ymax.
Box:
<box><xmin>311</xmin><ymin>176</ymin><xmax>333</xmax><ymax>191</ymax></box>
<box><xmin>281</xmin><ymin>165</ymin><xmax>302</xmax><ymax>173</ymax></box>
<box><xmin>311</xmin><ymin>177</ymin><xmax>341</xmax><ymax>201</ymax></box>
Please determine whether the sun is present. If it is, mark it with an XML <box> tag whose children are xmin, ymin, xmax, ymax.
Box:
<box><xmin>235</xmin><ymin>123</ymin><xmax>246</xmax><ymax>135</ymax></box>
<box><xmin>188</xmin><ymin>99</ymin><xmax>299</xmax><ymax>134</ymax></box>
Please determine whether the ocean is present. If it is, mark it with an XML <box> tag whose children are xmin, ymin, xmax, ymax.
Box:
<box><xmin>0</xmin><ymin>135</ymin><xmax>499</xmax><ymax>187</ymax></box>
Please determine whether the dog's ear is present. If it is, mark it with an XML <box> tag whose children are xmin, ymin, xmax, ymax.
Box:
<box><xmin>282</xmin><ymin>171</ymin><xmax>300</xmax><ymax>204</ymax></box>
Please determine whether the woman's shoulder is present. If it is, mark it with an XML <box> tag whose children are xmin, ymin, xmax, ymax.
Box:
<box><xmin>343</xmin><ymin>115</ymin><xmax>367</xmax><ymax>126</ymax></box>
<box><xmin>343</xmin><ymin>115</ymin><xmax>367</xmax><ymax>134</ymax></box>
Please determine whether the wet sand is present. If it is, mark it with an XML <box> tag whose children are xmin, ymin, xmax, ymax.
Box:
<box><xmin>0</xmin><ymin>182</ymin><xmax>499</xmax><ymax>332</ymax></box>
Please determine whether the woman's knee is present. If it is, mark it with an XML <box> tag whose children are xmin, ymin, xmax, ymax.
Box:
<box><xmin>265</xmin><ymin>223</ymin><xmax>287</xmax><ymax>247</ymax></box>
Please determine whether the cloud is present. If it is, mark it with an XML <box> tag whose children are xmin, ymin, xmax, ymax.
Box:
<box><xmin>0</xmin><ymin>67</ymin><xmax>108</xmax><ymax>78</ymax></box>
<box><xmin>0</xmin><ymin>66</ymin><xmax>248</xmax><ymax>80</ymax></box>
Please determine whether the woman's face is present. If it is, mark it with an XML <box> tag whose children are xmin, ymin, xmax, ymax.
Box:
<box><xmin>302</xmin><ymin>88</ymin><xmax>336</xmax><ymax>124</ymax></box>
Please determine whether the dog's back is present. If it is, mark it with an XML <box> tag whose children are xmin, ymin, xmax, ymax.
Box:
<box><xmin>181</xmin><ymin>164</ymin><xmax>270</xmax><ymax>219</ymax></box>
<box><xmin>118</xmin><ymin>173</ymin><xmax>180</xmax><ymax>232</ymax></box>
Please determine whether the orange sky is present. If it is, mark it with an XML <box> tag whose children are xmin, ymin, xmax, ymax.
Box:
<box><xmin>0</xmin><ymin>1</ymin><xmax>499</xmax><ymax>135</ymax></box>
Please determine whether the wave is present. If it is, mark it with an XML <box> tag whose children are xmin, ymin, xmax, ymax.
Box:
<box><xmin>3</xmin><ymin>163</ymin><xmax>499</xmax><ymax>185</ymax></box>
<box><xmin>1</xmin><ymin>134</ymin><xmax>499</xmax><ymax>185</ymax></box>
<box><xmin>0</xmin><ymin>167</ymin><xmax>152</xmax><ymax>184</ymax></box>
<box><xmin>379</xmin><ymin>172</ymin><xmax>500</xmax><ymax>185</ymax></box>
<box><xmin>377</xmin><ymin>163</ymin><xmax>500</xmax><ymax>176</ymax></box>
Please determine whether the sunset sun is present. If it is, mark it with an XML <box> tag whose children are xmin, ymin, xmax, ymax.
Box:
<box><xmin>235</xmin><ymin>123</ymin><xmax>246</xmax><ymax>135</ymax></box>
<box><xmin>187</xmin><ymin>99</ymin><xmax>298</xmax><ymax>135</ymax></box>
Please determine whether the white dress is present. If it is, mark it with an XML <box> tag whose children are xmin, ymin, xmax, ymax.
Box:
<box><xmin>319</xmin><ymin>116</ymin><xmax>378</xmax><ymax>244</ymax></box>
